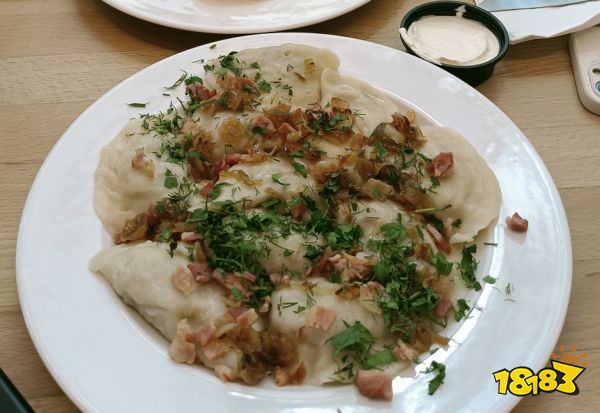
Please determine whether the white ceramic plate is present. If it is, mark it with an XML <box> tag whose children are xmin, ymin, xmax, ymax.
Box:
<box><xmin>17</xmin><ymin>33</ymin><xmax>571</xmax><ymax>413</ymax></box>
<box><xmin>476</xmin><ymin>0</ymin><xmax>600</xmax><ymax>43</ymax></box>
<box><xmin>102</xmin><ymin>0</ymin><xmax>372</xmax><ymax>33</ymax></box>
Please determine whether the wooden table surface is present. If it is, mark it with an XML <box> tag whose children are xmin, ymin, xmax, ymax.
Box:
<box><xmin>1</xmin><ymin>0</ymin><xmax>599</xmax><ymax>412</ymax></box>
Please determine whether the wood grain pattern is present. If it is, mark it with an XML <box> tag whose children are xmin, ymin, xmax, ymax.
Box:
<box><xmin>1</xmin><ymin>0</ymin><xmax>598</xmax><ymax>411</ymax></box>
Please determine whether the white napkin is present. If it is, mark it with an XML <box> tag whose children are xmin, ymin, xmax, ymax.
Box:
<box><xmin>475</xmin><ymin>0</ymin><xmax>600</xmax><ymax>43</ymax></box>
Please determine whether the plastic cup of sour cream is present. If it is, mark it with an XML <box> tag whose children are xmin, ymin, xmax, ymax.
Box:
<box><xmin>400</xmin><ymin>1</ymin><xmax>509</xmax><ymax>86</ymax></box>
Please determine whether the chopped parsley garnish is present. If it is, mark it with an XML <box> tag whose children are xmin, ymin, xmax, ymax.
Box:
<box><xmin>458</xmin><ymin>244</ymin><xmax>481</xmax><ymax>291</ymax></box>
<box><xmin>430</xmin><ymin>251</ymin><xmax>453</xmax><ymax>276</ymax></box>
<box><xmin>127</xmin><ymin>102</ymin><xmax>148</xmax><ymax>108</ymax></box>
<box><xmin>157</xmin><ymin>228</ymin><xmax>173</xmax><ymax>243</ymax></box>
<box><xmin>325</xmin><ymin>224</ymin><xmax>363</xmax><ymax>252</ymax></box>
<box><xmin>374</xmin><ymin>142</ymin><xmax>387</xmax><ymax>161</ymax></box>
<box><xmin>320</xmin><ymin>173</ymin><xmax>341</xmax><ymax>199</ymax></box>
<box><xmin>482</xmin><ymin>275</ymin><xmax>496</xmax><ymax>284</ymax></box>
<box><xmin>163</xmin><ymin>169</ymin><xmax>178</xmax><ymax>189</ymax></box>
<box><xmin>361</xmin><ymin>348</ymin><xmax>396</xmax><ymax>370</ymax></box>
<box><xmin>217</xmin><ymin>51</ymin><xmax>242</xmax><ymax>76</ymax></box>
<box><xmin>303</xmin><ymin>244</ymin><xmax>324</xmax><ymax>261</ymax></box>
<box><xmin>184</xmin><ymin>75</ymin><xmax>203</xmax><ymax>85</ymax></box>
<box><xmin>426</xmin><ymin>361</ymin><xmax>446</xmax><ymax>395</ymax></box>
<box><xmin>292</xmin><ymin>161</ymin><xmax>307</xmax><ymax>178</ymax></box>
<box><xmin>454</xmin><ymin>299</ymin><xmax>470</xmax><ymax>321</ymax></box>
<box><xmin>165</xmin><ymin>70</ymin><xmax>188</xmax><ymax>89</ymax></box>
<box><xmin>271</xmin><ymin>173</ymin><xmax>289</xmax><ymax>186</ymax></box>
<box><xmin>329</xmin><ymin>322</ymin><xmax>396</xmax><ymax>377</ymax></box>
<box><xmin>258</xmin><ymin>79</ymin><xmax>272</xmax><ymax>92</ymax></box>
<box><xmin>156</xmin><ymin>228</ymin><xmax>177</xmax><ymax>257</ymax></box>
<box><xmin>231</xmin><ymin>287</ymin><xmax>244</xmax><ymax>301</ymax></box>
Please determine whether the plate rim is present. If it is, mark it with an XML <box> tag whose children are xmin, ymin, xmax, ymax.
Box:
<box><xmin>16</xmin><ymin>32</ymin><xmax>572</xmax><ymax>413</ymax></box>
<box><xmin>101</xmin><ymin>0</ymin><xmax>373</xmax><ymax>34</ymax></box>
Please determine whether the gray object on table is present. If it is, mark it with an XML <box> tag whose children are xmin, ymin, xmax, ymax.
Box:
<box><xmin>478</xmin><ymin>0</ymin><xmax>594</xmax><ymax>12</ymax></box>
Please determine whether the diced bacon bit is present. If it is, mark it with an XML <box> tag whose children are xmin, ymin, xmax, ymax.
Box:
<box><xmin>201</xmin><ymin>339</ymin><xmax>229</xmax><ymax>360</ymax></box>
<box><xmin>366</xmin><ymin>280</ymin><xmax>384</xmax><ymax>293</ymax></box>
<box><xmin>393</xmin><ymin>341</ymin><xmax>418</xmax><ymax>361</ymax></box>
<box><xmin>225</xmin><ymin>89</ymin><xmax>243</xmax><ymax>111</ymax></box>
<box><xmin>213</xmin><ymin>153</ymin><xmax>242</xmax><ymax>176</ymax></box>
<box><xmin>234</xmin><ymin>308</ymin><xmax>258</xmax><ymax>328</ymax></box>
<box><xmin>239</xmin><ymin>272</ymin><xmax>256</xmax><ymax>283</ymax></box>
<box><xmin>169</xmin><ymin>319</ymin><xmax>197</xmax><ymax>364</ymax></box>
<box><xmin>131</xmin><ymin>148</ymin><xmax>145</xmax><ymax>169</ymax></box>
<box><xmin>258</xmin><ymin>296</ymin><xmax>271</xmax><ymax>313</ymax></box>
<box><xmin>426</xmin><ymin>224</ymin><xmax>451</xmax><ymax>255</ymax></box>
<box><xmin>442</xmin><ymin>217</ymin><xmax>454</xmax><ymax>241</ymax></box>
<box><xmin>236</xmin><ymin>77</ymin><xmax>255</xmax><ymax>90</ymax></box>
<box><xmin>171</xmin><ymin>266</ymin><xmax>197</xmax><ymax>296</ymax></box>
<box><xmin>200</xmin><ymin>181</ymin><xmax>215</xmax><ymax>198</ymax></box>
<box><xmin>290</xmin><ymin>200</ymin><xmax>309</xmax><ymax>221</ymax></box>
<box><xmin>308</xmin><ymin>247</ymin><xmax>334</xmax><ymax>276</ymax></box>
<box><xmin>288</xmin><ymin>107</ymin><xmax>304</xmax><ymax>126</ymax></box>
<box><xmin>277</xmin><ymin>122</ymin><xmax>296</xmax><ymax>140</ymax></box>
<box><xmin>188</xmin><ymin>262</ymin><xmax>212</xmax><ymax>283</ymax></box>
<box><xmin>214</xmin><ymin>365</ymin><xmax>237</xmax><ymax>382</ymax></box>
<box><xmin>210</xmin><ymin>270</ymin><xmax>251</xmax><ymax>298</ymax></box>
<box><xmin>433</xmin><ymin>295</ymin><xmax>454</xmax><ymax>318</ymax></box>
<box><xmin>269</xmin><ymin>272</ymin><xmax>283</xmax><ymax>285</ymax></box>
<box><xmin>274</xmin><ymin>362</ymin><xmax>307</xmax><ymax>386</ymax></box>
<box><xmin>354</xmin><ymin>369</ymin><xmax>393</xmax><ymax>401</ymax></box>
<box><xmin>305</xmin><ymin>306</ymin><xmax>336</xmax><ymax>331</ymax></box>
<box><xmin>197</xmin><ymin>323</ymin><xmax>216</xmax><ymax>346</ymax></box>
<box><xmin>506</xmin><ymin>212</ymin><xmax>528</xmax><ymax>232</ymax></box>
<box><xmin>331</xmin><ymin>254</ymin><xmax>371</xmax><ymax>281</ymax></box>
<box><xmin>426</xmin><ymin>152</ymin><xmax>454</xmax><ymax>178</ymax></box>
<box><xmin>360</xmin><ymin>281</ymin><xmax>384</xmax><ymax>302</ymax></box>
<box><xmin>336</xmin><ymin>202</ymin><xmax>352</xmax><ymax>224</ymax></box>
<box><xmin>186</xmin><ymin>82</ymin><xmax>217</xmax><ymax>101</ymax></box>
<box><xmin>227</xmin><ymin>306</ymin><xmax>247</xmax><ymax>321</ymax></box>
<box><xmin>250</xmin><ymin>114</ymin><xmax>276</xmax><ymax>135</ymax></box>
<box><xmin>415</xmin><ymin>243</ymin><xmax>430</xmax><ymax>261</ymax></box>
<box><xmin>181</xmin><ymin>231</ymin><xmax>201</xmax><ymax>243</ymax></box>
<box><xmin>131</xmin><ymin>149</ymin><xmax>154</xmax><ymax>177</ymax></box>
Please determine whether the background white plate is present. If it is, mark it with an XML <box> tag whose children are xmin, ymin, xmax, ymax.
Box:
<box><xmin>17</xmin><ymin>33</ymin><xmax>571</xmax><ymax>413</ymax></box>
<box><xmin>476</xmin><ymin>0</ymin><xmax>600</xmax><ymax>44</ymax></box>
<box><xmin>102</xmin><ymin>0</ymin><xmax>372</xmax><ymax>33</ymax></box>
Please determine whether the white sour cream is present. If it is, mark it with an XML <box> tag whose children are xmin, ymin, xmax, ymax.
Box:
<box><xmin>400</xmin><ymin>7</ymin><xmax>500</xmax><ymax>66</ymax></box>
